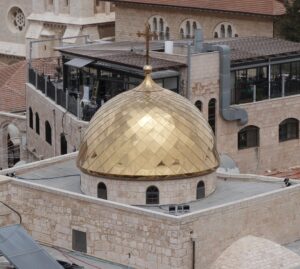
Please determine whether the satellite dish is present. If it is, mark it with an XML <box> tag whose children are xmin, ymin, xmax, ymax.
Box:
<box><xmin>217</xmin><ymin>154</ymin><xmax>240</xmax><ymax>174</ymax></box>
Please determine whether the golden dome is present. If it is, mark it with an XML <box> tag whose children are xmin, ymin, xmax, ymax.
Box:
<box><xmin>77</xmin><ymin>66</ymin><xmax>219</xmax><ymax>180</ymax></box>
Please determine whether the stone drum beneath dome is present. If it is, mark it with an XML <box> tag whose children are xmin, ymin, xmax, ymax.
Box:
<box><xmin>77</xmin><ymin>65</ymin><xmax>219</xmax><ymax>205</ymax></box>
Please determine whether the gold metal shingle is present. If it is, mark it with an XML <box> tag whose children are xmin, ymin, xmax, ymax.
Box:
<box><xmin>77</xmin><ymin>66</ymin><xmax>219</xmax><ymax>180</ymax></box>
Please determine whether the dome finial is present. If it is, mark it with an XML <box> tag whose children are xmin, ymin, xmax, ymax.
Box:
<box><xmin>143</xmin><ymin>65</ymin><xmax>152</xmax><ymax>76</ymax></box>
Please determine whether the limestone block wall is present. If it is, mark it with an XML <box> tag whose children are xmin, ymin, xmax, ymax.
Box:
<box><xmin>26</xmin><ymin>83</ymin><xmax>88</xmax><ymax>159</ymax></box>
<box><xmin>80</xmin><ymin>172</ymin><xmax>216</xmax><ymax>205</ymax></box>
<box><xmin>218</xmin><ymin>95</ymin><xmax>300</xmax><ymax>173</ymax></box>
<box><xmin>115</xmin><ymin>4</ymin><xmax>273</xmax><ymax>41</ymax></box>
<box><xmin>0</xmin><ymin>174</ymin><xmax>299</xmax><ymax>269</ymax></box>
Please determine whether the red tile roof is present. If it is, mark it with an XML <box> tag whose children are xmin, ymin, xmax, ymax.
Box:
<box><xmin>265</xmin><ymin>167</ymin><xmax>300</xmax><ymax>180</ymax></box>
<box><xmin>0</xmin><ymin>61</ymin><xmax>26</xmax><ymax>112</ymax></box>
<box><xmin>110</xmin><ymin>0</ymin><xmax>286</xmax><ymax>16</ymax></box>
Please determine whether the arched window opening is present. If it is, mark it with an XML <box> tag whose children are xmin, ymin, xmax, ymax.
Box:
<box><xmin>6</xmin><ymin>124</ymin><xmax>21</xmax><ymax>168</ymax></box>
<box><xmin>45</xmin><ymin>121</ymin><xmax>52</xmax><ymax>145</ymax></box>
<box><xmin>220</xmin><ymin>24</ymin><xmax>225</xmax><ymax>38</ymax></box>
<box><xmin>97</xmin><ymin>182</ymin><xmax>107</xmax><ymax>199</ymax></box>
<box><xmin>214</xmin><ymin>22</ymin><xmax>236</xmax><ymax>39</ymax></box>
<box><xmin>238</xmin><ymin>125</ymin><xmax>259</xmax><ymax>149</ymax></box>
<box><xmin>153</xmin><ymin>17</ymin><xmax>158</xmax><ymax>32</ymax></box>
<box><xmin>159</xmin><ymin>18</ymin><xmax>164</xmax><ymax>32</ymax></box>
<box><xmin>208</xmin><ymin>99</ymin><xmax>216</xmax><ymax>134</ymax></box>
<box><xmin>180</xmin><ymin>28</ymin><xmax>184</xmax><ymax>39</ymax></box>
<box><xmin>227</xmin><ymin>25</ymin><xmax>232</xmax><ymax>38</ymax></box>
<box><xmin>60</xmin><ymin>133</ymin><xmax>68</xmax><ymax>155</ymax></box>
<box><xmin>186</xmin><ymin>21</ymin><xmax>191</xmax><ymax>38</ymax></box>
<box><xmin>29</xmin><ymin>107</ymin><xmax>33</xmax><ymax>129</ymax></box>
<box><xmin>146</xmin><ymin>186</ymin><xmax>159</xmax><ymax>204</ymax></box>
<box><xmin>35</xmin><ymin>113</ymin><xmax>40</xmax><ymax>135</ymax></box>
<box><xmin>195</xmin><ymin>100</ymin><xmax>202</xmax><ymax>111</ymax></box>
<box><xmin>197</xmin><ymin>181</ymin><xmax>205</xmax><ymax>199</ymax></box>
<box><xmin>165</xmin><ymin>27</ymin><xmax>170</xmax><ymax>40</ymax></box>
<box><xmin>279</xmin><ymin>118</ymin><xmax>299</xmax><ymax>142</ymax></box>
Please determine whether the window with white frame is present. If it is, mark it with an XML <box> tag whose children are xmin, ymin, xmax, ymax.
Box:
<box><xmin>179</xmin><ymin>19</ymin><xmax>201</xmax><ymax>39</ymax></box>
<box><xmin>213</xmin><ymin>22</ymin><xmax>237</xmax><ymax>39</ymax></box>
<box><xmin>148</xmin><ymin>15</ymin><xmax>169</xmax><ymax>40</ymax></box>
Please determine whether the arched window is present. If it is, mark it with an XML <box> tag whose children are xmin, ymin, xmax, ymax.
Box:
<box><xmin>97</xmin><ymin>182</ymin><xmax>107</xmax><ymax>199</ymax></box>
<box><xmin>195</xmin><ymin>100</ymin><xmax>202</xmax><ymax>111</ymax></box>
<box><xmin>60</xmin><ymin>133</ymin><xmax>67</xmax><ymax>155</ymax></box>
<box><xmin>180</xmin><ymin>28</ymin><xmax>184</xmax><ymax>39</ymax></box>
<box><xmin>213</xmin><ymin>22</ymin><xmax>237</xmax><ymax>39</ymax></box>
<box><xmin>238</xmin><ymin>125</ymin><xmax>259</xmax><ymax>149</ymax></box>
<box><xmin>186</xmin><ymin>21</ymin><xmax>191</xmax><ymax>38</ymax></box>
<box><xmin>220</xmin><ymin>24</ymin><xmax>225</xmax><ymax>38</ymax></box>
<box><xmin>153</xmin><ymin>17</ymin><xmax>158</xmax><ymax>32</ymax></box>
<box><xmin>180</xmin><ymin>19</ymin><xmax>201</xmax><ymax>39</ymax></box>
<box><xmin>29</xmin><ymin>107</ymin><xmax>33</xmax><ymax>129</ymax></box>
<box><xmin>146</xmin><ymin>186</ymin><xmax>159</xmax><ymax>204</ymax></box>
<box><xmin>279</xmin><ymin>118</ymin><xmax>299</xmax><ymax>142</ymax></box>
<box><xmin>165</xmin><ymin>27</ymin><xmax>170</xmax><ymax>40</ymax></box>
<box><xmin>208</xmin><ymin>98</ymin><xmax>216</xmax><ymax>134</ymax></box>
<box><xmin>227</xmin><ymin>25</ymin><xmax>232</xmax><ymax>38</ymax></box>
<box><xmin>45</xmin><ymin>121</ymin><xmax>52</xmax><ymax>145</ymax></box>
<box><xmin>35</xmin><ymin>113</ymin><xmax>40</xmax><ymax>135</ymax></box>
<box><xmin>196</xmin><ymin>181</ymin><xmax>205</xmax><ymax>199</ymax></box>
<box><xmin>159</xmin><ymin>18</ymin><xmax>164</xmax><ymax>32</ymax></box>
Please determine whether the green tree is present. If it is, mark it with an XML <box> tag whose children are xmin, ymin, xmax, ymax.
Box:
<box><xmin>279</xmin><ymin>0</ymin><xmax>300</xmax><ymax>42</ymax></box>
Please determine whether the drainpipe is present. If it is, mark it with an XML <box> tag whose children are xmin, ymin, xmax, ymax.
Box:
<box><xmin>52</xmin><ymin>109</ymin><xmax>56</xmax><ymax>156</ymax></box>
<box><xmin>186</xmin><ymin>41</ymin><xmax>192</xmax><ymax>99</ymax></box>
<box><xmin>206</xmin><ymin>44</ymin><xmax>248</xmax><ymax>125</ymax></box>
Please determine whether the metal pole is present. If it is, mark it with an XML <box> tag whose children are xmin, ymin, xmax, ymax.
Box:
<box><xmin>253</xmin><ymin>85</ymin><xmax>256</xmax><ymax>102</ymax></box>
<box><xmin>268</xmin><ymin>59</ymin><xmax>271</xmax><ymax>99</ymax></box>
<box><xmin>282</xmin><ymin>75</ymin><xmax>285</xmax><ymax>97</ymax></box>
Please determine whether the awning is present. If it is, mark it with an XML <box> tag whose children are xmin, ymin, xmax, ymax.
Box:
<box><xmin>0</xmin><ymin>224</ymin><xmax>63</xmax><ymax>269</ymax></box>
<box><xmin>65</xmin><ymin>58</ymin><xmax>94</xmax><ymax>68</ymax></box>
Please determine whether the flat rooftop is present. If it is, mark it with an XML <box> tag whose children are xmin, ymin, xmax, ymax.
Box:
<box><xmin>12</xmin><ymin>158</ymin><xmax>292</xmax><ymax>215</ymax></box>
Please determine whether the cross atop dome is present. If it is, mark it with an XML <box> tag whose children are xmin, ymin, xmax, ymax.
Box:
<box><xmin>136</xmin><ymin>23</ymin><xmax>157</xmax><ymax>66</ymax></box>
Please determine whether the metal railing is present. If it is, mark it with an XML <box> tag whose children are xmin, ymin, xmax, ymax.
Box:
<box><xmin>28</xmin><ymin>67</ymin><xmax>97</xmax><ymax>121</ymax></box>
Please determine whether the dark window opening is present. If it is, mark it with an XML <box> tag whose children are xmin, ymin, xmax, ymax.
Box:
<box><xmin>279</xmin><ymin>118</ymin><xmax>299</xmax><ymax>142</ymax></box>
<box><xmin>196</xmin><ymin>181</ymin><xmax>205</xmax><ymax>199</ymax></box>
<box><xmin>29</xmin><ymin>107</ymin><xmax>33</xmax><ymax>129</ymax></box>
<box><xmin>45</xmin><ymin>121</ymin><xmax>52</xmax><ymax>145</ymax></box>
<box><xmin>60</xmin><ymin>133</ymin><xmax>67</xmax><ymax>155</ymax></box>
<box><xmin>238</xmin><ymin>125</ymin><xmax>259</xmax><ymax>149</ymax></box>
<box><xmin>97</xmin><ymin>182</ymin><xmax>107</xmax><ymax>200</ymax></box>
<box><xmin>146</xmin><ymin>186</ymin><xmax>159</xmax><ymax>204</ymax></box>
<box><xmin>35</xmin><ymin>113</ymin><xmax>40</xmax><ymax>135</ymax></box>
<box><xmin>72</xmin><ymin>230</ymin><xmax>87</xmax><ymax>253</ymax></box>
<box><xmin>208</xmin><ymin>98</ymin><xmax>216</xmax><ymax>134</ymax></box>
<box><xmin>195</xmin><ymin>100</ymin><xmax>202</xmax><ymax>112</ymax></box>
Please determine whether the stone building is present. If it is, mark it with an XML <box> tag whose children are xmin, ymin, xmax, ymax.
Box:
<box><xmin>25</xmin><ymin>36</ymin><xmax>300</xmax><ymax>174</ymax></box>
<box><xmin>0</xmin><ymin>0</ymin><xmax>115</xmax><ymax>61</ymax></box>
<box><xmin>1</xmin><ymin>65</ymin><xmax>300</xmax><ymax>268</ymax></box>
<box><xmin>108</xmin><ymin>0</ymin><xmax>285</xmax><ymax>41</ymax></box>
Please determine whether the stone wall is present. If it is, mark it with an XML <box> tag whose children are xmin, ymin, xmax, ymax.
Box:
<box><xmin>115</xmin><ymin>3</ymin><xmax>273</xmax><ymax>41</ymax></box>
<box><xmin>0</xmin><ymin>173</ymin><xmax>299</xmax><ymax>269</ymax></box>
<box><xmin>26</xmin><ymin>83</ymin><xmax>88</xmax><ymax>159</ymax></box>
<box><xmin>81</xmin><ymin>172</ymin><xmax>216</xmax><ymax>205</ymax></box>
<box><xmin>218</xmin><ymin>96</ymin><xmax>300</xmax><ymax>173</ymax></box>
